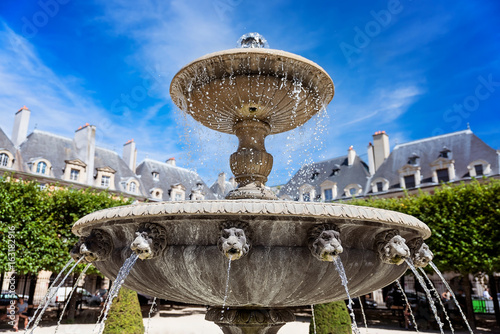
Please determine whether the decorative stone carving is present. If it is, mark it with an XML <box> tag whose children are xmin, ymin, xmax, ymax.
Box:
<box><xmin>218</xmin><ymin>222</ymin><xmax>251</xmax><ymax>260</ymax></box>
<box><xmin>407</xmin><ymin>237</ymin><xmax>434</xmax><ymax>268</ymax></box>
<box><xmin>130</xmin><ymin>223</ymin><xmax>167</xmax><ymax>260</ymax></box>
<box><xmin>308</xmin><ymin>224</ymin><xmax>343</xmax><ymax>262</ymax></box>
<box><xmin>375</xmin><ymin>229</ymin><xmax>410</xmax><ymax>265</ymax></box>
<box><xmin>70</xmin><ymin>229</ymin><xmax>113</xmax><ymax>263</ymax></box>
<box><xmin>206</xmin><ymin>307</ymin><xmax>295</xmax><ymax>334</ymax></box>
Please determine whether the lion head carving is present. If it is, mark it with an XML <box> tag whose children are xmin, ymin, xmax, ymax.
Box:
<box><xmin>375</xmin><ymin>229</ymin><xmax>410</xmax><ymax>265</ymax></box>
<box><xmin>218</xmin><ymin>222</ymin><xmax>250</xmax><ymax>260</ymax></box>
<box><xmin>407</xmin><ymin>237</ymin><xmax>433</xmax><ymax>268</ymax></box>
<box><xmin>131</xmin><ymin>231</ymin><xmax>153</xmax><ymax>260</ymax></box>
<box><xmin>130</xmin><ymin>223</ymin><xmax>167</xmax><ymax>260</ymax></box>
<box><xmin>308</xmin><ymin>224</ymin><xmax>343</xmax><ymax>262</ymax></box>
<box><xmin>71</xmin><ymin>229</ymin><xmax>113</xmax><ymax>263</ymax></box>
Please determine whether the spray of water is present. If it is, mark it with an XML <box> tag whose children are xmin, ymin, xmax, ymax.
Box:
<box><xmin>395</xmin><ymin>279</ymin><xmax>419</xmax><ymax>332</ymax></box>
<box><xmin>54</xmin><ymin>263</ymin><xmax>92</xmax><ymax>333</ymax></box>
<box><xmin>94</xmin><ymin>253</ymin><xmax>139</xmax><ymax>334</ymax></box>
<box><xmin>311</xmin><ymin>304</ymin><xmax>317</xmax><ymax>334</ymax></box>
<box><xmin>145</xmin><ymin>297</ymin><xmax>157</xmax><ymax>334</ymax></box>
<box><xmin>405</xmin><ymin>259</ymin><xmax>444</xmax><ymax>334</ymax></box>
<box><xmin>25</xmin><ymin>258</ymin><xmax>75</xmax><ymax>332</ymax></box>
<box><xmin>220</xmin><ymin>259</ymin><xmax>232</xmax><ymax>321</ymax></box>
<box><xmin>357</xmin><ymin>297</ymin><xmax>368</xmax><ymax>333</ymax></box>
<box><xmin>334</xmin><ymin>257</ymin><xmax>361</xmax><ymax>334</ymax></box>
<box><xmin>430</xmin><ymin>262</ymin><xmax>474</xmax><ymax>334</ymax></box>
<box><xmin>419</xmin><ymin>267</ymin><xmax>454</xmax><ymax>333</ymax></box>
<box><xmin>27</xmin><ymin>257</ymin><xmax>84</xmax><ymax>333</ymax></box>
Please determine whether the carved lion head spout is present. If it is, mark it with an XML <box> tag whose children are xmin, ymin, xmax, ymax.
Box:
<box><xmin>407</xmin><ymin>237</ymin><xmax>434</xmax><ymax>268</ymax></box>
<box><xmin>308</xmin><ymin>224</ymin><xmax>343</xmax><ymax>262</ymax></box>
<box><xmin>70</xmin><ymin>229</ymin><xmax>113</xmax><ymax>263</ymax></box>
<box><xmin>218</xmin><ymin>223</ymin><xmax>251</xmax><ymax>261</ymax></box>
<box><xmin>375</xmin><ymin>229</ymin><xmax>410</xmax><ymax>265</ymax></box>
<box><xmin>131</xmin><ymin>231</ymin><xmax>153</xmax><ymax>260</ymax></box>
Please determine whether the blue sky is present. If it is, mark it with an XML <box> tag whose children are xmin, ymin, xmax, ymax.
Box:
<box><xmin>0</xmin><ymin>0</ymin><xmax>499</xmax><ymax>186</ymax></box>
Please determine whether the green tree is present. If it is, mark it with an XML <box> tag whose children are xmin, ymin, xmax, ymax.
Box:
<box><xmin>103</xmin><ymin>287</ymin><xmax>144</xmax><ymax>334</ymax></box>
<box><xmin>350</xmin><ymin>178</ymin><xmax>500</xmax><ymax>327</ymax></box>
<box><xmin>310</xmin><ymin>301</ymin><xmax>352</xmax><ymax>334</ymax></box>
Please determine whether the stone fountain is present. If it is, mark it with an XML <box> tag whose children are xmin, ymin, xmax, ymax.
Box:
<box><xmin>72</xmin><ymin>33</ymin><xmax>432</xmax><ymax>334</ymax></box>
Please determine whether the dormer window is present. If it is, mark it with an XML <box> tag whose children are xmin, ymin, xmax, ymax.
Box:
<box><xmin>0</xmin><ymin>153</ymin><xmax>9</xmax><ymax>167</ymax></box>
<box><xmin>467</xmin><ymin>160</ymin><xmax>491</xmax><ymax>177</ymax></box>
<box><xmin>344</xmin><ymin>184</ymin><xmax>362</xmax><ymax>197</ymax></box>
<box><xmin>404</xmin><ymin>175</ymin><xmax>416</xmax><ymax>188</ymax></box>
<box><xmin>320</xmin><ymin>180</ymin><xmax>337</xmax><ymax>202</ymax></box>
<box><xmin>95</xmin><ymin>166</ymin><xmax>116</xmax><ymax>190</ymax></box>
<box><xmin>371</xmin><ymin>178</ymin><xmax>389</xmax><ymax>193</ymax></box>
<box><xmin>129</xmin><ymin>182</ymin><xmax>137</xmax><ymax>193</ymax></box>
<box><xmin>311</xmin><ymin>169</ymin><xmax>320</xmax><ymax>180</ymax></box>
<box><xmin>439</xmin><ymin>147</ymin><xmax>451</xmax><ymax>159</ymax></box>
<box><xmin>398</xmin><ymin>165</ymin><xmax>421</xmax><ymax>189</ymax></box>
<box><xmin>150</xmin><ymin>188</ymin><xmax>164</xmax><ymax>200</ymax></box>
<box><xmin>330</xmin><ymin>165</ymin><xmax>341</xmax><ymax>176</ymax></box>
<box><xmin>408</xmin><ymin>153</ymin><xmax>420</xmax><ymax>165</ymax></box>
<box><xmin>430</xmin><ymin>157</ymin><xmax>455</xmax><ymax>184</ymax></box>
<box><xmin>70</xmin><ymin>169</ymin><xmax>80</xmax><ymax>181</ymax></box>
<box><xmin>36</xmin><ymin>161</ymin><xmax>47</xmax><ymax>174</ymax></box>
<box><xmin>101</xmin><ymin>175</ymin><xmax>110</xmax><ymax>187</ymax></box>
<box><xmin>170</xmin><ymin>184</ymin><xmax>186</xmax><ymax>201</ymax></box>
<box><xmin>152</xmin><ymin>172</ymin><xmax>159</xmax><ymax>181</ymax></box>
<box><xmin>64</xmin><ymin>159</ymin><xmax>86</xmax><ymax>183</ymax></box>
<box><xmin>299</xmin><ymin>184</ymin><xmax>316</xmax><ymax>202</ymax></box>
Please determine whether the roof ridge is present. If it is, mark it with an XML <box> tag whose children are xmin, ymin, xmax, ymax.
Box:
<box><xmin>394</xmin><ymin>129</ymin><xmax>472</xmax><ymax>149</ymax></box>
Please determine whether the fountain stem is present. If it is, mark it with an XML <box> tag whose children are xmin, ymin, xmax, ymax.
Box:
<box><xmin>227</xmin><ymin>119</ymin><xmax>276</xmax><ymax>200</ymax></box>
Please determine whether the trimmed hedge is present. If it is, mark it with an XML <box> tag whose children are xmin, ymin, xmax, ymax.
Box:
<box><xmin>103</xmin><ymin>288</ymin><xmax>144</xmax><ymax>334</ymax></box>
<box><xmin>310</xmin><ymin>301</ymin><xmax>352</xmax><ymax>334</ymax></box>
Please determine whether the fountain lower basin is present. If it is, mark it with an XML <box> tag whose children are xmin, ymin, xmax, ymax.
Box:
<box><xmin>72</xmin><ymin>200</ymin><xmax>430</xmax><ymax>307</ymax></box>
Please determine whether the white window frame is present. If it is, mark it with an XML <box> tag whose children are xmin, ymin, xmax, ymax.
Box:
<box><xmin>63</xmin><ymin>159</ymin><xmax>87</xmax><ymax>183</ymax></box>
<box><xmin>371</xmin><ymin>177</ymin><xmax>389</xmax><ymax>193</ymax></box>
<box><xmin>467</xmin><ymin>159</ymin><xmax>491</xmax><ymax>177</ymax></box>
<box><xmin>299</xmin><ymin>183</ymin><xmax>316</xmax><ymax>202</ymax></box>
<box><xmin>170</xmin><ymin>184</ymin><xmax>186</xmax><ymax>201</ymax></box>
<box><xmin>0</xmin><ymin>150</ymin><xmax>14</xmax><ymax>168</ymax></box>
<box><xmin>344</xmin><ymin>183</ymin><xmax>362</xmax><ymax>197</ymax></box>
<box><xmin>430</xmin><ymin>158</ymin><xmax>456</xmax><ymax>183</ymax></box>
<box><xmin>398</xmin><ymin>165</ymin><xmax>421</xmax><ymax>189</ymax></box>
<box><xmin>95</xmin><ymin>167</ymin><xmax>116</xmax><ymax>190</ymax></box>
<box><xmin>31</xmin><ymin>158</ymin><xmax>52</xmax><ymax>176</ymax></box>
<box><xmin>127</xmin><ymin>180</ymin><xmax>139</xmax><ymax>194</ymax></box>
<box><xmin>150</xmin><ymin>188</ymin><xmax>164</xmax><ymax>200</ymax></box>
<box><xmin>320</xmin><ymin>180</ymin><xmax>337</xmax><ymax>202</ymax></box>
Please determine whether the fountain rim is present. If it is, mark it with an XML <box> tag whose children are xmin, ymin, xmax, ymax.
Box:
<box><xmin>72</xmin><ymin>200</ymin><xmax>431</xmax><ymax>239</ymax></box>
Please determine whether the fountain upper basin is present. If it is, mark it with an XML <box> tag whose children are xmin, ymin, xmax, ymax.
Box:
<box><xmin>72</xmin><ymin>200</ymin><xmax>430</xmax><ymax>307</ymax></box>
<box><xmin>170</xmin><ymin>48</ymin><xmax>334</xmax><ymax>135</ymax></box>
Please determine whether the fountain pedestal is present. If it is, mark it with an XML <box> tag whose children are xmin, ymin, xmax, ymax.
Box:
<box><xmin>206</xmin><ymin>307</ymin><xmax>295</xmax><ymax>334</ymax></box>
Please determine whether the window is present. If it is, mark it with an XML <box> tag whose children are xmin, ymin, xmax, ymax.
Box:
<box><xmin>439</xmin><ymin>147</ymin><xmax>451</xmax><ymax>159</ymax></box>
<box><xmin>408</xmin><ymin>153</ymin><xmax>420</xmax><ymax>165</ymax></box>
<box><xmin>36</xmin><ymin>161</ymin><xmax>47</xmax><ymax>174</ymax></box>
<box><xmin>436</xmin><ymin>168</ymin><xmax>449</xmax><ymax>183</ymax></box>
<box><xmin>70</xmin><ymin>169</ymin><xmax>80</xmax><ymax>181</ymax></box>
<box><xmin>175</xmin><ymin>193</ymin><xmax>183</xmax><ymax>201</ymax></box>
<box><xmin>324</xmin><ymin>189</ymin><xmax>333</xmax><ymax>201</ymax></box>
<box><xmin>0</xmin><ymin>153</ymin><xmax>8</xmax><ymax>167</ymax></box>
<box><xmin>474</xmin><ymin>164</ymin><xmax>484</xmax><ymax>176</ymax></box>
<box><xmin>152</xmin><ymin>172</ymin><xmax>159</xmax><ymax>181</ymax></box>
<box><xmin>344</xmin><ymin>184</ymin><xmax>362</xmax><ymax>197</ymax></box>
<box><xmin>376</xmin><ymin>182</ymin><xmax>383</xmax><ymax>192</ymax></box>
<box><xmin>330</xmin><ymin>165</ymin><xmax>341</xmax><ymax>176</ymax></box>
<box><xmin>129</xmin><ymin>182</ymin><xmax>137</xmax><ymax>193</ymax></box>
<box><xmin>311</xmin><ymin>169</ymin><xmax>320</xmax><ymax>180</ymax></box>
<box><xmin>101</xmin><ymin>175</ymin><xmax>110</xmax><ymax>187</ymax></box>
<box><xmin>155</xmin><ymin>191</ymin><xmax>161</xmax><ymax>198</ymax></box>
<box><xmin>349</xmin><ymin>188</ymin><xmax>357</xmax><ymax>196</ymax></box>
<box><xmin>404</xmin><ymin>175</ymin><xmax>415</xmax><ymax>188</ymax></box>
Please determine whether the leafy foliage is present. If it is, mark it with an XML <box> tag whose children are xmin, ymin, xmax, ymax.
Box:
<box><xmin>103</xmin><ymin>287</ymin><xmax>144</xmax><ymax>334</ymax></box>
<box><xmin>310</xmin><ymin>301</ymin><xmax>352</xmax><ymax>334</ymax></box>
<box><xmin>0</xmin><ymin>175</ymin><xmax>132</xmax><ymax>273</ymax></box>
<box><xmin>350</xmin><ymin>178</ymin><xmax>500</xmax><ymax>274</ymax></box>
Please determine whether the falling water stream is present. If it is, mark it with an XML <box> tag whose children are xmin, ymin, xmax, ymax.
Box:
<box><xmin>54</xmin><ymin>263</ymin><xmax>92</xmax><ymax>333</ymax></box>
<box><xmin>419</xmin><ymin>267</ymin><xmax>454</xmax><ymax>333</ymax></box>
<box><xmin>146</xmin><ymin>297</ymin><xmax>157</xmax><ymax>334</ymax></box>
<box><xmin>94</xmin><ymin>253</ymin><xmax>139</xmax><ymax>334</ymax></box>
<box><xmin>357</xmin><ymin>297</ymin><xmax>368</xmax><ymax>333</ymax></box>
<box><xmin>220</xmin><ymin>259</ymin><xmax>232</xmax><ymax>321</ymax></box>
<box><xmin>311</xmin><ymin>304</ymin><xmax>317</xmax><ymax>334</ymax></box>
<box><xmin>395</xmin><ymin>279</ymin><xmax>419</xmax><ymax>332</ymax></box>
<box><xmin>430</xmin><ymin>262</ymin><xmax>474</xmax><ymax>334</ymax></box>
<box><xmin>405</xmin><ymin>259</ymin><xmax>444</xmax><ymax>334</ymax></box>
<box><xmin>334</xmin><ymin>257</ymin><xmax>361</xmax><ymax>334</ymax></box>
<box><xmin>25</xmin><ymin>258</ymin><xmax>75</xmax><ymax>332</ymax></box>
<box><xmin>27</xmin><ymin>257</ymin><xmax>84</xmax><ymax>334</ymax></box>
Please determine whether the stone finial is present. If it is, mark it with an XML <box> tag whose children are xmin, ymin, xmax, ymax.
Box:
<box><xmin>130</xmin><ymin>223</ymin><xmax>167</xmax><ymax>260</ymax></box>
<box><xmin>308</xmin><ymin>224</ymin><xmax>343</xmax><ymax>262</ymax></box>
<box><xmin>218</xmin><ymin>222</ymin><xmax>251</xmax><ymax>260</ymax></box>
<box><xmin>375</xmin><ymin>229</ymin><xmax>410</xmax><ymax>265</ymax></box>
<box><xmin>407</xmin><ymin>237</ymin><xmax>434</xmax><ymax>268</ymax></box>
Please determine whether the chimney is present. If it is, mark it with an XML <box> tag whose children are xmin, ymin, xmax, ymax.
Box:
<box><xmin>166</xmin><ymin>157</ymin><xmax>176</xmax><ymax>166</ymax></box>
<box><xmin>367</xmin><ymin>142</ymin><xmax>375</xmax><ymax>175</ymax></box>
<box><xmin>372</xmin><ymin>131</ymin><xmax>390</xmax><ymax>171</ymax></box>
<box><xmin>218</xmin><ymin>172</ymin><xmax>226</xmax><ymax>189</ymax></box>
<box><xmin>11</xmin><ymin>106</ymin><xmax>31</xmax><ymax>147</ymax></box>
<box><xmin>73</xmin><ymin>123</ymin><xmax>96</xmax><ymax>185</ymax></box>
<box><xmin>123</xmin><ymin>139</ymin><xmax>137</xmax><ymax>172</ymax></box>
<box><xmin>347</xmin><ymin>146</ymin><xmax>356</xmax><ymax>166</ymax></box>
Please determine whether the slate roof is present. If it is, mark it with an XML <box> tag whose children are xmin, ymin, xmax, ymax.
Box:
<box><xmin>136</xmin><ymin>159</ymin><xmax>216</xmax><ymax>201</ymax></box>
<box><xmin>367</xmin><ymin>129</ymin><xmax>499</xmax><ymax>193</ymax></box>
<box><xmin>17</xmin><ymin>130</ymin><xmax>147</xmax><ymax>195</ymax></box>
<box><xmin>0</xmin><ymin>127</ymin><xmax>16</xmax><ymax>154</ymax></box>
<box><xmin>278</xmin><ymin>154</ymin><xmax>370</xmax><ymax>201</ymax></box>
<box><xmin>210</xmin><ymin>180</ymin><xmax>236</xmax><ymax>199</ymax></box>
